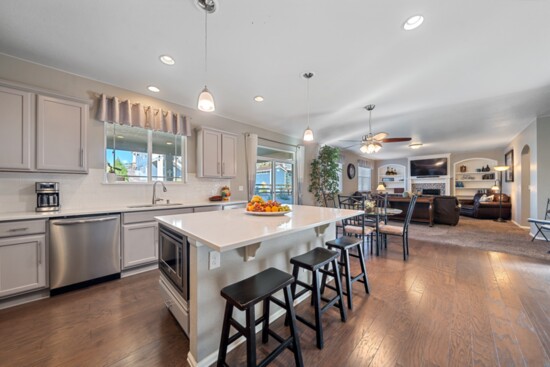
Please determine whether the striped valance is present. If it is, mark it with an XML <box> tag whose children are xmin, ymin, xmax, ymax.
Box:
<box><xmin>97</xmin><ymin>94</ymin><xmax>191</xmax><ymax>136</ymax></box>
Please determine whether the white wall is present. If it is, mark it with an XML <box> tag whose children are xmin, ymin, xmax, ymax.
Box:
<box><xmin>0</xmin><ymin>54</ymin><xmax>300</xmax><ymax>212</ymax></box>
<box><xmin>503</xmin><ymin>119</ymin><xmax>538</xmax><ymax>228</ymax></box>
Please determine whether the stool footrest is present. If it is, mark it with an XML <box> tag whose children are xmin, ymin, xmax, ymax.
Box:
<box><xmin>320</xmin><ymin>296</ymin><xmax>341</xmax><ymax>313</ymax></box>
<box><xmin>294</xmin><ymin>287</ymin><xmax>310</xmax><ymax>299</ymax></box>
<box><xmin>229</xmin><ymin>319</ymin><xmax>246</xmax><ymax>336</ymax></box>
<box><xmin>295</xmin><ymin>314</ymin><xmax>316</xmax><ymax>331</ymax></box>
<box><xmin>258</xmin><ymin>336</ymin><xmax>295</xmax><ymax>367</ymax></box>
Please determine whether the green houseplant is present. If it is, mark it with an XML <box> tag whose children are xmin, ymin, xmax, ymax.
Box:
<box><xmin>308</xmin><ymin>145</ymin><xmax>341</xmax><ymax>207</ymax></box>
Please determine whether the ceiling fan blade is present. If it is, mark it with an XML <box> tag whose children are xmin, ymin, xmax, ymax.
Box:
<box><xmin>381</xmin><ymin>137</ymin><xmax>412</xmax><ymax>143</ymax></box>
<box><xmin>373</xmin><ymin>132</ymin><xmax>388</xmax><ymax>140</ymax></box>
<box><xmin>343</xmin><ymin>143</ymin><xmax>361</xmax><ymax>149</ymax></box>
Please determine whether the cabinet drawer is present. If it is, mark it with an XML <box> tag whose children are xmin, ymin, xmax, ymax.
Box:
<box><xmin>123</xmin><ymin>208</ymin><xmax>193</xmax><ymax>224</ymax></box>
<box><xmin>159</xmin><ymin>276</ymin><xmax>189</xmax><ymax>336</ymax></box>
<box><xmin>0</xmin><ymin>220</ymin><xmax>46</xmax><ymax>238</ymax></box>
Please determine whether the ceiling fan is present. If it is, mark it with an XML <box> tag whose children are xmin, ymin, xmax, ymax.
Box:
<box><xmin>344</xmin><ymin>104</ymin><xmax>412</xmax><ymax>153</ymax></box>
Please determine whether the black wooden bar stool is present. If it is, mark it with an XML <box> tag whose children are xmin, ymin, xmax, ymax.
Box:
<box><xmin>217</xmin><ymin>267</ymin><xmax>303</xmax><ymax>367</ymax></box>
<box><xmin>322</xmin><ymin>236</ymin><xmax>370</xmax><ymax>310</ymax></box>
<box><xmin>288</xmin><ymin>247</ymin><xmax>347</xmax><ymax>349</ymax></box>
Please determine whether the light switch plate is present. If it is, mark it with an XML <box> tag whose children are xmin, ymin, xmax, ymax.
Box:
<box><xmin>209</xmin><ymin>251</ymin><xmax>221</xmax><ymax>269</ymax></box>
<box><xmin>238</xmin><ymin>185</ymin><xmax>244</xmax><ymax>191</ymax></box>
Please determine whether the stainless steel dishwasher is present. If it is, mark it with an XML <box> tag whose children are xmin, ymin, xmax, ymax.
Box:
<box><xmin>49</xmin><ymin>214</ymin><xmax>121</xmax><ymax>294</ymax></box>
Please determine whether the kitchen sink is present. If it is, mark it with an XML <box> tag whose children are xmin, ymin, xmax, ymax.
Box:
<box><xmin>127</xmin><ymin>203</ymin><xmax>184</xmax><ymax>208</ymax></box>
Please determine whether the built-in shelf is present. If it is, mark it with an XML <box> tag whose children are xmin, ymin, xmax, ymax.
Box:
<box><xmin>378</xmin><ymin>164</ymin><xmax>406</xmax><ymax>193</ymax></box>
<box><xmin>453</xmin><ymin>158</ymin><xmax>498</xmax><ymax>200</ymax></box>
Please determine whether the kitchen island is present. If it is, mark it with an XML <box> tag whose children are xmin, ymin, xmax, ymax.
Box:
<box><xmin>156</xmin><ymin>205</ymin><xmax>362</xmax><ymax>367</ymax></box>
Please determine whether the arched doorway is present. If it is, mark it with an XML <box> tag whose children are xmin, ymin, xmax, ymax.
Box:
<box><xmin>521</xmin><ymin>145</ymin><xmax>531</xmax><ymax>225</ymax></box>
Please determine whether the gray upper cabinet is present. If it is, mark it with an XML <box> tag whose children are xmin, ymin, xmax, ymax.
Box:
<box><xmin>196</xmin><ymin>127</ymin><xmax>237</xmax><ymax>178</ymax></box>
<box><xmin>0</xmin><ymin>80</ymin><xmax>89</xmax><ymax>173</ymax></box>
<box><xmin>36</xmin><ymin>95</ymin><xmax>88</xmax><ymax>172</ymax></box>
<box><xmin>0</xmin><ymin>86</ymin><xmax>32</xmax><ymax>170</ymax></box>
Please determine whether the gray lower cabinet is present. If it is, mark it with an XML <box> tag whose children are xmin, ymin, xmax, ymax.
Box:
<box><xmin>0</xmin><ymin>220</ymin><xmax>47</xmax><ymax>298</ymax></box>
<box><xmin>122</xmin><ymin>221</ymin><xmax>158</xmax><ymax>269</ymax></box>
<box><xmin>122</xmin><ymin>207</ymin><xmax>193</xmax><ymax>270</ymax></box>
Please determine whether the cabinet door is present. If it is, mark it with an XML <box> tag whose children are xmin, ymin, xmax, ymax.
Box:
<box><xmin>0</xmin><ymin>234</ymin><xmax>47</xmax><ymax>298</ymax></box>
<box><xmin>36</xmin><ymin>95</ymin><xmax>88</xmax><ymax>172</ymax></box>
<box><xmin>0</xmin><ymin>86</ymin><xmax>32</xmax><ymax>170</ymax></box>
<box><xmin>122</xmin><ymin>222</ymin><xmax>158</xmax><ymax>269</ymax></box>
<box><xmin>221</xmin><ymin>134</ymin><xmax>237</xmax><ymax>178</ymax></box>
<box><xmin>201</xmin><ymin>129</ymin><xmax>222</xmax><ymax>177</ymax></box>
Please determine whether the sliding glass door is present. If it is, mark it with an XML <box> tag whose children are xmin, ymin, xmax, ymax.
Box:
<box><xmin>255</xmin><ymin>159</ymin><xmax>294</xmax><ymax>204</ymax></box>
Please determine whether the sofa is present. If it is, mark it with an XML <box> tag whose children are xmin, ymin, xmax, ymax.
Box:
<box><xmin>460</xmin><ymin>193</ymin><xmax>511</xmax><ymax>219</ymax></box>
<box><xmin>387</xmin><ymin>195</ymin><xmax>460</xmax><ymax>226</ymax></box>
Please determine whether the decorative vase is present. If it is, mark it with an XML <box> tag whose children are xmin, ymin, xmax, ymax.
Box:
<box><xmin>460</xmin><ymin>165</ymin><xmax>467</xmax><ymax>172</ymax></box>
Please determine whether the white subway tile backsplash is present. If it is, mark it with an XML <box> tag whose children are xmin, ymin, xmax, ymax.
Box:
<box><xmin>0</xmin><ymin>169</ymin><xmax>229</xmax><ymax>213</ymax></box>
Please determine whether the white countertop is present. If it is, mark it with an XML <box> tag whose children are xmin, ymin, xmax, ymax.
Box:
<box><xmin>156</xmin><ymin>205</ymin><xmax>363</xmax><ymax>252</ymax></box>
<box><xmin>0</xmin><ymin>200</ymin><xmax>247</xmax><ymax>222</ymax></box>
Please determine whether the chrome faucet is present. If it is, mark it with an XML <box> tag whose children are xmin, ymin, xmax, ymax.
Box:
<box><xmin>152</xmin><ymin>181</ymin><xmax>167</xmax><ymax>204</ymax></box>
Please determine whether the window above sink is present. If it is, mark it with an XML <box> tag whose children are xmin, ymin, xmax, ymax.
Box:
<box><xmin>105</xmin><ymin>123</ymin><xmax>187</xmax><ymax>183</ymax></box>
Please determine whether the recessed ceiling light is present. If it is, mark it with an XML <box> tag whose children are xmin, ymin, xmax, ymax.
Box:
<box><xmin>403</xmin><ymin>15</ymin><xmax>424</xmax><ymax>30</ymax></box>
<box><xmin>409</xmin><ymin>142</ymin><xmax>423</xmax><ymax>149</ymax></box>
<box><xmin>254</xmin><ymin>96</ymin><xmax>264</xmax><ymax>102</ymax></box>
<box><xmin>117</xmin><ymin>135</ymin><xmax>124</xmax><ymax>139</ymax></box>
<box><xmin>166</xmin><ymin>141</ymin><xmax>173</xmax><ymax>145</ymax></box>
<box><xmin>159</xmin><ymin>55</ymin><xmax>175</xmax><ymax>65</ymax></box>
<box><xmin>147</xmin><ymin>85</ymin><xmax>160</xmax><ymax>93</ymax></box>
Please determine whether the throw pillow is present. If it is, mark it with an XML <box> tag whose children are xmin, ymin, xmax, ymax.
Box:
<box><xmin>478</xmin><ymin>194</ymin><xmax>488</xmax><ymax>202</ymax></box>
<box><xmin>486</xmin><ymin>195</ymin><xmax>494</xmax><ymax>202</ymax></box>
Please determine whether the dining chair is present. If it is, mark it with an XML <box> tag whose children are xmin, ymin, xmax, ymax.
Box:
<box><xmin>338</xmin><ymin>195</ymin><xmax>375</xmax><ymax>253</ymax></box>
<box><xmin>529</xmin><ymin>198</ymin><xmax>550</xmax><ymax>242</ymax></box>
<box><xmin>378</xmin><ymin>195</ymin><xmax>418</xmax><ymax>261</ymax></box>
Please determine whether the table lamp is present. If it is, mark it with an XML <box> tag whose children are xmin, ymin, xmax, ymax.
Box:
<box><xmin>493</xmin><ymin>165</ymin><xmax>509</xmax><ymax>222</ymax></box>
<box><xmin>376</xmin><ymin>184</ymin><xmax>386</xmax><ymax>192</ymax></box>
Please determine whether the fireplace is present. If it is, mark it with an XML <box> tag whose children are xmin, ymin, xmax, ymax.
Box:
<box><xmin>422</xmin><ymin>188</ymin><xmax>441</xmax><ymax>195</ymax></box>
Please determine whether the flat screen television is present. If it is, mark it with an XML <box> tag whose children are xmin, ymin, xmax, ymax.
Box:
<box><xmin>410</xmin><ymin>158</ymin><xmax>448</xmax><ymax>177</ymax></box>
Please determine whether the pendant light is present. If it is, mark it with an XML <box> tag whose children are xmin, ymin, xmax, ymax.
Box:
<box><xmin>302</xmin><ymin>72</ymin><xmax>315</xmax><ymax>142</ymax></box>
<box><xmin>197</xmin><ymin>0</ymin><xmax>216</xmax><ymax>112</ymax></box>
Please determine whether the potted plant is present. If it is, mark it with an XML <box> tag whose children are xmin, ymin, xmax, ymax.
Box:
<box><xmin>308</xmin><ymin>145</ymin><xmax>341</xmax><ymax>207</ymax></box>
<box><xmin>106</xmin><ymin>163</ymin><xmax>120</xmax><ymax>183</ymax></box>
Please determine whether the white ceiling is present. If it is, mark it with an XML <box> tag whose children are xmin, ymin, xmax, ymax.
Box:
<box><xmin>1</xmin><ymin>0</ymin><xmax>549</xmax><ymax>159</ymax></box>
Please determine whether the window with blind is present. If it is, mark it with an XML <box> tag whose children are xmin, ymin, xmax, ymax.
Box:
<box><xmin>358</xmin><ymin>166</ymin><xmax>372</xmax><ymax>191</ymax></box>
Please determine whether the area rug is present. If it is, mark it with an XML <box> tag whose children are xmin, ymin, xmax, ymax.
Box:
<box><xmin>403</xmin><ymin>216</ymin><xmax>550</xmax><ymax>261</ymax></box>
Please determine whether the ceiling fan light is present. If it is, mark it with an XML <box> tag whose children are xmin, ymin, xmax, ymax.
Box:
<box><xmin>198</xmin><ymin>86</ymin><xmax>215</xmax><ymax>112</ymax></box>
<box><xmin>373</xmin><ymin>142</ymin><xmax>382</xmax><ymax>152</ymax></box>
<box><xmin>409</xmin><ymin>142</ymin><xmax>423</xmax><ymax>149</ymax></box>
<box><xmin>303</xmin><ymin>127</ymin><xmax>314</xmax><ymax>142</ymax></box>
<box><xmin>360</xmin><ymin>144</ymin><xmax>369</xmax><ymax>153</ymax></box>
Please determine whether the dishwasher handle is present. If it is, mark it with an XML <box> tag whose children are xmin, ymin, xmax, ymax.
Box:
<box><xmin>51</xmin><ymin>216</ymin><xmax>118</xmax><ymax>225</ymax></box>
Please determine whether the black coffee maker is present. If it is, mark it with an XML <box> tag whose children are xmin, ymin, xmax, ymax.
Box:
<box><xmin>35</xmin><ymin>182</ymin><xmax>60</xmax><ymax>212</ymax></box>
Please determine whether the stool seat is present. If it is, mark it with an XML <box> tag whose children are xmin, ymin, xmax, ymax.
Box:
<box><xmin>289</xmin><ymin>247</ymin><xmax>346</xmax><ymax>349</ymax></box>
<box><xmin>217</xmin><ymin>267</ymin><xmax>303</xmax><ymax>367</ymax></box>
<box><xmin>325</xmin><ymin>236</ymin><xmax>362</xmax><ymax>250</ymax></box>
<box><xmin>324</xmin><ymin>236</ymin><xmax>370</xmax><ymax>310</ymax></box>
<box><xmin>290</xmin><ymin>247</ymin><xmax>339</xmax><ymax>271</ymax></box>
<box><xmin>221</xmin><ymin>268</ymin><xmax>294</xmax><ymax>310</ymax></box>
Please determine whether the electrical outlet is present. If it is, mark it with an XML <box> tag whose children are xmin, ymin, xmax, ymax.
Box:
<box><xmin>209</xmin><ymin>251</ymin><xmax>221</xmax><ymax>269</ymax></box>
<box><xmin>238</xmin><ymin>185</ymin><xmax>244</xmax><ymax>191</ymax></box>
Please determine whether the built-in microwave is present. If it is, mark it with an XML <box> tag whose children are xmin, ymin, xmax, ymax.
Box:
<box><xmin>159</xmin><ymin>225</ymin><xmax>189</xmax><ymax>300</ymax></box>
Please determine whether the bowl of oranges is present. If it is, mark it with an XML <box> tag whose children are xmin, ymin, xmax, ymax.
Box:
<box><xmin>245</xmin><ymin>195</ymin><xmax>291</xmax><ymax>216</ymax></box>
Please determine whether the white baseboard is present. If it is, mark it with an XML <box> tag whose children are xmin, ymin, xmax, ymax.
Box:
<box><xmin>0</xmin><ymin>289</ymin><xmax>49</xmax><ymax>310</ymax></box>
<box><xmin>511</xmin><ymin>220</ymin><xmax>530</xmax><ymax>229</ymax></box>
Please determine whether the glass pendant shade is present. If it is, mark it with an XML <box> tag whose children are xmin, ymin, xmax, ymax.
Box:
<box><xmin>303</xmin><ymin>127</ymin><xmax>314</xmax><ymax>142</ymax></box>
<box><xmin>361</xmin><ymin>141</ymin><xmax>382</xmax><ymax>154</ymax></box>
<box><xmin>198</xmin><ymin>86</ymin><xmax>215</xmax><ymax>112</ymax></box>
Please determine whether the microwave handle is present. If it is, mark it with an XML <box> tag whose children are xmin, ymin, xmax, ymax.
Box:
<box><xmin>177</xmin><ymin>245</ymin><xmax>182</xmax><ymax>278</ymax></box>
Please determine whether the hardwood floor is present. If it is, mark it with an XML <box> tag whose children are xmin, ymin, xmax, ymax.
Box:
<box><xmin>1</xmin><ymin>238</ymin><xmax>549</xmax><ymax>366</ymax></box>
